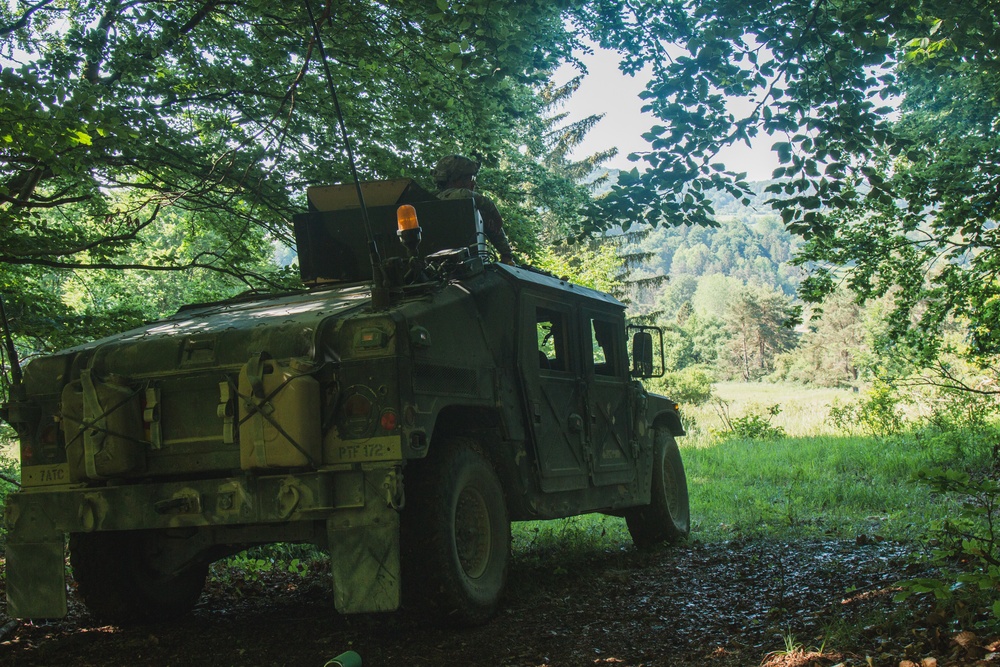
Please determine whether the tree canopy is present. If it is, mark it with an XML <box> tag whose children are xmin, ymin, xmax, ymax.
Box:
<box><xmin>0</xmin><ymin>0</ymin><xmax>595</xmax><ymax>364</ymax></box>
<box><xmin>1</xmin><ymin>0</ymin><xmax>581</xmax><ymax>267</ymax></box>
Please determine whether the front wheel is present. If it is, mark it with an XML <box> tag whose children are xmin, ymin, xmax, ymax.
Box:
<box><xmin>625</xmin><ymin>429</ymin><xmax>690</xmax><ymax>548</ymax></box>
<box><xmin>401</xmin><ymin>440</ymin><xmax>510</xmax><ymax>626</ymax></box>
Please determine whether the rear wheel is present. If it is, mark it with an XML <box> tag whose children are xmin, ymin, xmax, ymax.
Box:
<box><xmin>70</xmin><ymin>530</ymin><xmax>208</xmax><ymax>624</ymax></box>
<box><xmin>625</xmin><ymin>429</ymin><xmax>690</xmax><ymax>548</ymax></box>
<box><xmin>401</xmin><ymin>440</ymin><xmax>510</xmax><ymax>626</ymax></box>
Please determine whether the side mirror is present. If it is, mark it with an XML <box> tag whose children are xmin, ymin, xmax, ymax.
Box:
<box><xmin>632</xmin><ymin>332</ymin><xmax>654</xmax><ymax>377</ymax></box>
<box><xmin>628</xmin><ymin>325</ymin><xmax>664</xmax><ymax>378</ymax></box>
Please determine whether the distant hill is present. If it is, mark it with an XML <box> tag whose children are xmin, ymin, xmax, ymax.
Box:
<box><xmin>593</xmin><ymin>169</ymin><xmax>802</xmax><ymax>297</ymax></box>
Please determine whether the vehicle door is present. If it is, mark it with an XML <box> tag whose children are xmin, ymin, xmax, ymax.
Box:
<box><xmin>521</xmin><ymin>298</ymin><xmax>589</xmax><ymax>492</ymax></box>
<box><xmin>582</xmin><ymin>310</ymin><xmax>636</xmax><ymax>487</ymax></box>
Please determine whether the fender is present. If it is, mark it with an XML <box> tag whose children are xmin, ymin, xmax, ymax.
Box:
<box><xmin>647</xmin><ymin>393</ymin><xmax>686</xmax><ymax>437</ymax></box>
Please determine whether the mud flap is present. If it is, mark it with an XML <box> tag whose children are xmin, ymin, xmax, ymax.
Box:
<box><xmin>6</xmin><ymin>538</ymin><xmax>67</xmax><ymax>618</ymax></box>
<box><xmin>327</xmin><ymin>504</ymin><xmax>400</xmax><ymax>614</ymax></box>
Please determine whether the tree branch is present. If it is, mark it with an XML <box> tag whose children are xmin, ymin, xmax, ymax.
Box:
<box><xmin>0</xmin><ymin>0</ymin><xmax>57</xmax><ymax>38</ymax></box>
<box><xmin>0</xmin><ymin>193</ymin><xmax>90</xmax><ymax>209</ymax></box>
<box><xmin>0</xmin><ymin>253</ymin><xmax>286</xmax><ymax>291</ymax></box>
<box><xmin>82</xmin><ymin>0</ymin><xmax>122</xmax><ymax>84</ymax></box>
<box><xmin>4</xmin><ymin>203</ymin><xmax>162</xmax><ymax>259</ymax></box>
<box><xmin>895</xmin><ymin>363</ymin><xmax>1000</xmax><ymax>396</ymax></box>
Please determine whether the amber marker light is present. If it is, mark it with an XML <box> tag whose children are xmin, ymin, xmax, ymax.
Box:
<box><xmin>397</xmin><ymin>204</ymin><xmax>422</xmax><ymax>254</ymax></box>
<box><xmin>397</xmin><ymin>204</ymin><xmax>419</xmax><ymax>231</ymax></box>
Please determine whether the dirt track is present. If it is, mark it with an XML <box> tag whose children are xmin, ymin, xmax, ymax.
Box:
<box><xmin>1</xmin><ymin>538</ymin><xmax>954</xmax><ymax>667</ymax></box>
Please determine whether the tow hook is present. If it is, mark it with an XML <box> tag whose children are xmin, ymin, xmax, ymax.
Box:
<box><xmin>154</xmin><ymin>492</ymin><xmax>201</xmax><ymax>515</ymax></box>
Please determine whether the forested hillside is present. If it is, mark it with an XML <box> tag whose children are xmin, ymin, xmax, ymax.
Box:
<box><xmin>626</xmin><ymin>179</ymin><xmax>803</xmax><ymax>299</ymax></box>
<box><xmin>593</xmin><ymin>178</ymin><xmax>835</xmax><ymax>387</ymax></box>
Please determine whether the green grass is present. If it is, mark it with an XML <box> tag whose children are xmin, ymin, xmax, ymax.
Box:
<box><xmin>512</xmin><ymin>513</ymin><xmax>633</xmax><ymax>562</ymax></box>
<box><xmin>513</xmin><ymin>381</ymin><xmax>971</xmax><ymax>552</ymax></box>
<box><xmin>683</xmin><ymin>432</ymin><xmax>958</xmax><ymax>542</ymax></box>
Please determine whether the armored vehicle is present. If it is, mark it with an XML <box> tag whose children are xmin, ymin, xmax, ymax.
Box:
<box><xmin>2</xmin><ymin>179</ymin><xmax>689</xmax><ymax>626</ymax></box>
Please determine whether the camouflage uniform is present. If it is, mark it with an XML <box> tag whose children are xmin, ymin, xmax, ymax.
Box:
<box><xmin>432</xmin><ymin>155</ymin><xmax>514</xmax><ymax>263</ymax></box>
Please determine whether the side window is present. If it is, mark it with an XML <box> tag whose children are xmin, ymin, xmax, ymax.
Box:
<box><xmin>536</xmin><ymin>307</ymin><xmax>569</xmax><ymax>372</ymax></box>
<box><xmin>591</xmin><ymin>318</ymin><xmax>620</xmax><ymax>377</ymax></box>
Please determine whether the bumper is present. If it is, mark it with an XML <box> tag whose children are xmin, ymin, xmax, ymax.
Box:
<box><xmin>6</xmin><ymin>465</ymin><xmax>403</xmax><ymax>618</ymax></box>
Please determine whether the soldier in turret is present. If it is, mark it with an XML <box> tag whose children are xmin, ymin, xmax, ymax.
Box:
<box><xmin>432</xmin><ymin>155</ymin><xmax>515</xmax><ymax>265</ymax></box>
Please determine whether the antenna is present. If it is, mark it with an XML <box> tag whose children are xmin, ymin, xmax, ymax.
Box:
<box><xmin>304</xmin><ymin>0</ymin><xmax>389</xmax><ymax>308</ymax></box>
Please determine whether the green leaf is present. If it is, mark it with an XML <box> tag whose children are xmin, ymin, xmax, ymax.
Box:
<box><xmin>68</xmin><ymin>130</ymin><xmax>92</xmax><ymax>146</ymax></box>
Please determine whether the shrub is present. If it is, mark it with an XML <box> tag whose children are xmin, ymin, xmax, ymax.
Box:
<box><xmin>827</xmin><ymin>381</ymin><xmax>906</xmax><ymax>437</ymax></box>
<box><xmin>921</xmin><ymin>382</ymin><xmax>1000</xmax><ymax>434</ymax></box>
<box><xmin>645</xmin><ymin>366</ymin><xmax>714</xmax><ymax>406</ymax></box>
<box><xmin>713</xmin><ymin>400</ymin><xmax>786</xmax><ymax>440</ymax></box>
<box><xmin>898</xmin><ymin>462</ymin><xmax>1000</xmax><ymax>632</ymax></box>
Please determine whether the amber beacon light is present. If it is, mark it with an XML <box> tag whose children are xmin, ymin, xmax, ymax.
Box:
<box><xmin>396</xmin><ymin>204</ymin><xmax>421</xmax><ymax>254</ymax></box>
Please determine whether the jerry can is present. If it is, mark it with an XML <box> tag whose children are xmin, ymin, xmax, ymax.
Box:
<box><xmin>61</xmin><ymin>370</ymin><xmax>145</xmax><ymax>480</ymax></box>
<box><xmin>238</xmin><ymin>356</ymin><xmax>321</xmax><ymax>469</ymax></box>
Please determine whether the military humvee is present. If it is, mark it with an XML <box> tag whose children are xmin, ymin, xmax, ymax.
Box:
<box><xmin>2</xmin><ymin>179</ymin><xmax>689</xmax><ymax>626</ymax></box>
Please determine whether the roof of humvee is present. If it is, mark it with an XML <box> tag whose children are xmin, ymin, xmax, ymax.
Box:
<box><xmin>494</xmin><ymin>264</ymin><xmax>625</xmax><ymax>310</ymax></box>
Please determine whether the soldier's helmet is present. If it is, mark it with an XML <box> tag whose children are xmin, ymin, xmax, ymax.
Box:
<box><xmin>432</xmin><ymin>155</ymin><xmax>480</xmax><ymax>188</ymax></box>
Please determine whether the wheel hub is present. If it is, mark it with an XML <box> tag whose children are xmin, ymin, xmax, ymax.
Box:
<box><xmin>455</xmin><ymin>486</ymin><xmax>491</xmax><ymax>579</ymax></box>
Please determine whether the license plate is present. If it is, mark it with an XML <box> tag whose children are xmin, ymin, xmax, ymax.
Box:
<box><xmin>323</xmin><ymin>436</ymin><xmax>402</xmax><ymax>464</ymax></box>
<box><xmin>22</xmin><ymin>463</ymin><xmax>71</xmax><ymax>486</ymax></box>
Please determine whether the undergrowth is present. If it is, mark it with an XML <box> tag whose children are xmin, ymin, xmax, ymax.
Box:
<box><xmin>210</xmin><ymin>543</ymin><xmax>324</xmax><ymax>585</ymax></box>
<box><xmin>512</xmin><ymin>513</ymin><xmax>631</xmax><ymax>564</ymax></box>
<box><xmin>712</xmin><ymin>399</ymin><xmax>786</xmax><ymax>440</ymax></box>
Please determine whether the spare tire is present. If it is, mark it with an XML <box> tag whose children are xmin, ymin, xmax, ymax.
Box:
<box><xmin>70</xmin><ymin>530</ymin><xmax>208</xmax><ymax>624</ymax></box>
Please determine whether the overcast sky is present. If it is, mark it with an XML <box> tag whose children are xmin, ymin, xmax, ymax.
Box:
<box><xmin>553</xmin><ymin>48</ymin><xmax>779</xmax><ymax>182</ymax></box>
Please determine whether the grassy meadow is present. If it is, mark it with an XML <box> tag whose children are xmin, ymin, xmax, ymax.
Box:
<box><xmin>513</xmin><ymin>382</ymin><xmax>970</xmax><ymax>554</ymax></box>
